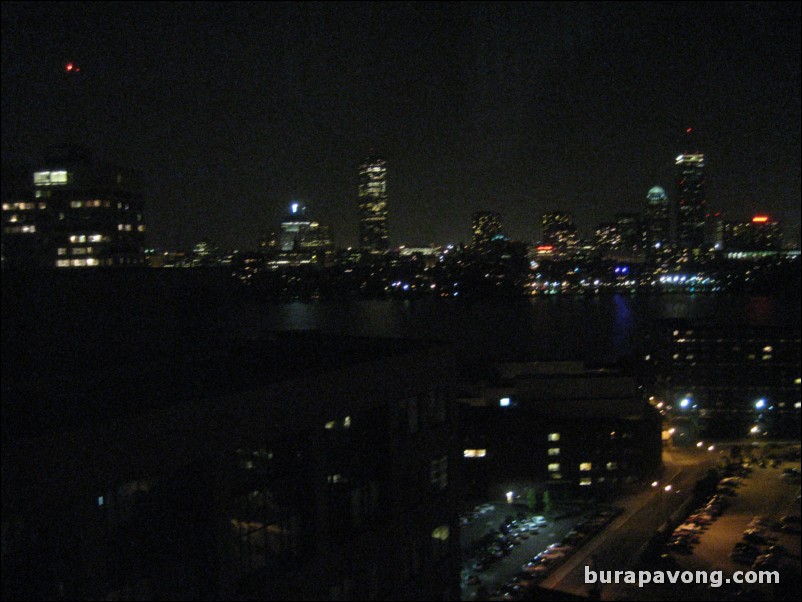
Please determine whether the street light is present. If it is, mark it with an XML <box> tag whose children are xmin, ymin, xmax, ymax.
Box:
<box><xmin>755</xmin><ymin>398</ymin><xmax>766</xmax><ymax>410</ymax></box>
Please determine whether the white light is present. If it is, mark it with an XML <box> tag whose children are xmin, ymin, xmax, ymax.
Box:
<box><xmin>664</xmin><ymin>485</ymin><xmax>672</xmax><ymax>492</ymax></box>
<box><xmin>680</xmin><ymin>398</ymin><xmax>691</xmax><ymax>409</ymax></box>
<box><xmin>707</xmin><ymin>445</ymin><xmax>715</xmax><ymax>452</ymax></box>
<box><xmin>506</xmin><ymin>491</ymin><xmax>514</xmax><ymax>503</ymax></box>
<box><xmin>651</xmin><ymin>481</ymin><xmax>659</xmax><ymax>488</ymax></box>
<box><xmin>499</xmin><ymin>397</ymin><xmax>510</xmax><ymax>407</ymax></box>
<box><xmin>755</xmin><ymin>399</ymin><xmax>766</xmax><ymax>410</ymax></box>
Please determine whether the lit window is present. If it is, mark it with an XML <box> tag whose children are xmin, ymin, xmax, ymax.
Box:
<box><xmin>70</xmin><ymin>201</ymin><xmax>83</xmax><ymax>208</ymax></box>
<box><xmin>69</xmin><ymin>234</ymin><xmax>86</xmax><ymax>243</ymax></box>
<box><xmin>57</xmin><ymin>248</ymin><xmax>67</xmax><ymax>256</ymax></box>
<box><xmin>72</xmin><ymin>247</ymin><xmax>87</xmax><ymax>255</ymax></box>
<box><xmin>86</xmin><ymin>258</ymin><xmax>99</xmax><ymax>266</ymax></box>
<box><xmin>606</xmin><ymin>462</ymin><xmax>618</xmax><ymax>471</ymax></box>
<box><xmin>324</xmin><ymin>420</ymin><xmax>336</xmax><ymax>430</ymax></box>
<box><xmin>579</xmin><ymin>477</ymin><xmax>592</xmax><ymax>486</ymax></box>
<box><xmin>548</xmin><ymin>448</ymin><xmax>560</xmax><ymax>456</ymax></box>
<box><xmin>431</xmin><ymin>525</ymin><xmax>449</xmax><ymax>541</ymax></box>
<box><xmin>343</xmin><ymin>416</ymin><xmax>351</xmax><ymax>428</ymax></box>
<box><xmin>579</xmin><ymin>462</ymin><xmax>592</xmax><ymax>472</ymax></box>
<box><xmin>71</xmin><ymin>259</ymin><xmax>87</xmax><ymax>267</ymax></box>
<box><xmin>89</xmin><ymin>234</ymin><xmax>104</xmax><ymax>243</ymax></box>
<box><xmin>137</xmin><ymin>224</ymin><xmax>146</xmax><ymax>232</ymax></box>
<box><xmin>548</xmin><ymin>463</ymin><xmax>560</xmax><ymax>472</ymax></box>
<box><xmin>548</xmin><ymin>433</ymin><xmax>560</xmax><ymax>442</ymax></box>
<box><xmin>763</xmin><ymin>346</ymin><xmax>773</xmax><ymax>353</ymax></box>
<box><xmin>550</xmin><ymin>473</ymin><xmax>562</xmax><ymax>480</ymax></box>
<box><xmin>97</xmin><ymin>496</ymin><xmax>104</xmax><ymax>507</ymax></box>
<box><xmin>56</xmin><ymin>259</ymin><xmax>70</xmax><ymax>267</ymax></box>
<box><xmin>463</xmin><ymin>449</ymin><xmax>487</xmax><ymax>458</ymax></box>
<box><xmin>499</xmin><ymin>397</ymin><xmax>510</xmax><ymax>407</ymax></box>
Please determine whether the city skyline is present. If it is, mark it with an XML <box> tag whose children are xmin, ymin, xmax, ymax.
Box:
<box><xmin>2</xmin><ymin>2</ymin><xmax>800</xmax><ymax>250</ymax></box>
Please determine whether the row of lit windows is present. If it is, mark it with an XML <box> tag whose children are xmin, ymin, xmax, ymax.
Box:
<box><xmin>58</xmin><ymin>247</ymin><xmax>102</xmax><ymax>256</ymax></box>
<box><xmin>548</xmin><ymin>462</ymin><xmax>617</xmax><ymax>472</ymax></box>
<box><xmin>69</xmin><ymin>234</ymin><xmax>109</xmax><ymax>243</ymax></box>
<box><xmin>672</xmin><ymin>353</ymin><xmax>775</xmax><ymax>361</ymax></box>
<box><xmin>463</xmin><ymin>449</ymin><xmax>487</xmax><ymax>458</ymax></box>
<box><xmin>118</xmin><ymin>223</ymin><xmax>146</xmax><ymax>232</ymax></box>
<box><xmin>56</xmin><ymin>258</ymin><xmax>106</xmax><ymax>267</ymax></box>
<box><xmin>33</xmin><ymin>170</ymin><xmax>70</xmax><ymax>186</ymax></box>
<box><xmin>2</xmin><ymin>202</ymin><xmax>47</xmax><ymax>211</ymax></box>
<box><xmin>3</xmin><ymin>225</ymin><xmax>36</xmax><ymax>233</ymax></box>
<box><xmin>324</xmin><ymin>416</ymin><xmax>352</xmax><ymax>430</ymax></box>
<box><xmin>67</xmin><ymin>200</ymin><xmax>136</xmax><ymax>210</ymax></box>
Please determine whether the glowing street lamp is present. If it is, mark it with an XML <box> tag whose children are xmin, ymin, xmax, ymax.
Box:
<box><xmin>755</xmin><ymin>398</ymin><xmax>766</xmax><ymax>410</ymax></box>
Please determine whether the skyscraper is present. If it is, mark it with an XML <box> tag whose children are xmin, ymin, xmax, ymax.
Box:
<box><xmin>675</xmin><ymin>129</ymin><xmax>706</xmax><ymax>249</ymax></box>
<box><xmin>644</xmin><ymin>185</ymin><xmax>670</xmax><ymax>250</ymax></box>
<box><xmin>541</xmin><ymin>211</ymin><xmax>578</xmax><ymax>250</ymax></box>
<box><xmin>358</xmin><ymin>154</ymin><xmax>388</xmax><ymax>252</ymax></box>
<box><xmin>471</xmin><ymin>211</ymin><xmax>503</xmax><ymax>248</ymax></box>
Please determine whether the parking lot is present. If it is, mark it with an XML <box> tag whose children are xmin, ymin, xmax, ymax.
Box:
<box><xmin>616</xmin><ymin>446</ymin><xmax>802</xmax><ymax>601</ymax></box>
<box><xmin>460</xmin><ymin>502</ymin><xmax>622</xmax><ymax>600</ymax></box>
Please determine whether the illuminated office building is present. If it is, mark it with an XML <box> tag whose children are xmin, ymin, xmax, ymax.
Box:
<box><xmin>724</xmin><ymin>215</ymin><xmax>783</xmax><ymax>252</ymax></box>
<box><xmin>358</xmin><ymin>155</ymin><xmax>389</xmax><ymax>253</ymax></box>
<box><xmin>614</xmin><ymin>212</ymin><xmax>643</xmax><ymax>256</ymax></box>
<box><xmin>644</xmin><ymin>186</ymin><xmax>670</xmax><ymax>250</ymax></box>
<box><xmin>1</xmin><ymin>145</ymin><xmax>144</xmax><ymax>268</ymax></box>
<box><xmin>278</xmin><ymin>202</ymin><xmax>332</xmax><ymax>264</ymax></box>
<box><xmin>675</xmin><ymin>129</ymin><xmax>706</xmax><ymax>249</ymax></box>
<box><xmin>471</xmin><ymin>211</ymin><xmax>503</xmax><ymax>248</ymax></box>
<box><xmin>541</xmin><ymin>211</ymin><xmax>579</xmax><ymax>250</ymax></box>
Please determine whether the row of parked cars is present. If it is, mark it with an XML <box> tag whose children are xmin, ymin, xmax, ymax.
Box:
<box><xmin>464</xmin><ymin>513</ymin><xmax>549</xmax><ymax>575</ymax></box>
<box><xmin>665</xmin><ymin>492</ymin><xmax>731</xmax><ymax>554</ymax></box>
<box><xmin>730</xmin><ymin>514</ymin><xmax>799</xmax><ymax>570</ymax></box>
<box><xmin>483</xmin><ymin>508</ymin><xmax>622</xmax><ymax>601</ymax></box>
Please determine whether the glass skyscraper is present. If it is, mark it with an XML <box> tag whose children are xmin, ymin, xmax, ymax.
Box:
<box><xmin>644</xmin><ymin>185</ymin><xmax>670</xmax><ymax>250</ymax></box>
<box><xmin>675</xmin><ymin>129</ymin><xmax>706</xmax><ymax>248</ymax></box>
<box><xmin>358</xmin><ymin>155</ymin><xmax>388</xmax><ymax>253</ymax></box>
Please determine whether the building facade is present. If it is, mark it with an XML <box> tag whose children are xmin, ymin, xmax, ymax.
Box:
<box><xmin>2</xmin><ymin>331</ymin><xmax>460</xmax><ymax>601</ymax></box>
<box><xmin>1</xmin><ymin>145</ymin><xmax>145</xmax><ymax>269</ymax></box>
<box><xmin>644</xmin><ymin>185</ymin><xmax>670</xmax><ymax>251</ymax></box>
<box><xmin>471</xmin><ymin>211</ymin><xmax>503</xmax><ymax>248</ymax></box>
<box><xmin>645</xmin><ymin>319</ymin><xmax>801</xmax><ymax>440</ymax></box>
<box><xmin>675</xmin><ymin>130</ymin><xmax>706</xmax><ymax>249</ymax></box>
<box><xmin>358</xmin><ymin>155</ymin><xmax>389</xmax><ymax>253</ymax></box>
<box><xmin>541</xmin><ymin>211</ymin><xmax>579</xmax><ymax>251</ymax></box>
<box><xmin>458</xmin><ymin>362</ymin><xmax>662</xmax><ymax>500</ymax></box>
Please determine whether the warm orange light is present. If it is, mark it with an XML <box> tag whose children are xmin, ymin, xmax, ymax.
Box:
<box><xmin>537</xmin><ymin>245</ymin><xmax>554</xmax><ymax>251</ymax></box>
<box><xmin>752</xmin><ymin>215</ymin><xmax>769</xmax><ymax>223</ymax></box>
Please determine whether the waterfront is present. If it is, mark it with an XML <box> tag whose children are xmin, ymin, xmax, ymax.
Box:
<box><xmin>237</xmin><ymin>292</ymin><xmax>802</xmax><ymax>365</ymax></box>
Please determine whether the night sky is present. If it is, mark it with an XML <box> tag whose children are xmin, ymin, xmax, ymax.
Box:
<box><xmin>2</xmin><ymin>2</ymin><xmax>800</xmax><ymax>250</ymax></box>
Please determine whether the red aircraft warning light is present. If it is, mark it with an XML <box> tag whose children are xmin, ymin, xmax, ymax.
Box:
<box><xmin>65</xmin><ymin>62</ymin><xmax>81</xmax><ymax>73</ymax></box>
<box><xmin>752</xmin><ymin>215</ymin><xmax>770</xmax><ymax>224</ymax></box>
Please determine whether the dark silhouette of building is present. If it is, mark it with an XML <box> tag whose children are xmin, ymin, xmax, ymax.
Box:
<box><xmin>2</xmin><ymin>271</ymin><xmax>460</xmax><ymax>600</ymax></box>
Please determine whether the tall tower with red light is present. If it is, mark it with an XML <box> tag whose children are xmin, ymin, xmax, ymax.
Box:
<box><xmin>675</xmin><ymin>128</ymin><xmax>706</xmax><ymax>249</ymax></box>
